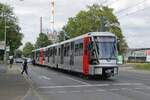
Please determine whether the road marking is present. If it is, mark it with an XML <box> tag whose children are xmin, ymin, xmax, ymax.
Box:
<box><xmin>112</xmin><ymin>83</ymin><xmax>143</xmax><ymax>86</ymax></box>
<box><xmin>83</xmin><ymin>90</ymin><xmax>93</xmax><ymax>93</ymax></box>
<box><xmin>20</xmin><ymin>88</ymin><xmax>32</xmax><ymax>100</ymax></box>
<box><xmin>109</xmin><ymin>88</ymin><xmax>120</xmax><ymax>91</ymax></box>
<box><xmin>120</xmin><ymin>88</ymin><xmax>128</xmax><ymax>90</ymax></box>
<box><xmin>96</xmin><ymin>89</ymin><xmax>106</xmax><ymax>92</ymax></box>
<box><xmin>39</xmin><ymin>82</ymin><xmax>144</xmax><ymax>89</ymax></box>
<box><xmin>61</xmin><ymin>76</ymin><xmax>90</xmax><ymax>85</ymax></box>
<box><xmin>39</xmin><ymin>75</ymin><xmax>51</xmax><ymax>80</ymax></box>
<box><xmin>134</xmin><ymin>87</ymin><xmax>145</xmax><ymax>90</ymax></box>
<box><xmin>71</xmin><ymin>91</ymin><xmax>81</xmax><ymax>93</ymax></box>
<box><xmin>39</xmin><ymin>84</ymin><xmax>109</xmax><ymax>89</ymax></box>
<box><xmin>57</xmin><ymin>91</ymin><xmax>66</xmax><ymax>94</ymax></box>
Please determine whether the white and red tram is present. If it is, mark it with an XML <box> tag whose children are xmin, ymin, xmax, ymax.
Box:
<box><xmin>32</xmin><ymin>32</ymin><xmax>118</xmax><ymax>78</ymax></box>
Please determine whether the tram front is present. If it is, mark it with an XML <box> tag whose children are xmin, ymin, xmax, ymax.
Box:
<box><xmin>89</xmin><ymin>33</ymin><xmax>118</xmax><ymax>78</ymax></box>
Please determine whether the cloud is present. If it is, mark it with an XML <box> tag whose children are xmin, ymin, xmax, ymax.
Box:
<box><xmin>0</xmin><ymin>0</ymin><xmax>150</xmax><ymax>49</ymax></box>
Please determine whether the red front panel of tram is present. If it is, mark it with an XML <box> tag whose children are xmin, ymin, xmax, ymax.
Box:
<box><xmin>40</xmin><ymin>49</ymin><xmax>44</xmax><ymax>65</ymax></box>
<box><xmin>83</xmin><ymin>37</ymin><xmax>90</xmax><ymax>75</ymax></box>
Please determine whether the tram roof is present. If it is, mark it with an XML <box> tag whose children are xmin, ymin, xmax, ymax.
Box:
<box><xmin>32</xmin><ymin>32</ymin><xmax>116</xmax><ymax>52</ymax></box>
<box><xmin>60</xmin><ymin>32</ymin><xmax>116</xmax><ymax>44</ymax></box>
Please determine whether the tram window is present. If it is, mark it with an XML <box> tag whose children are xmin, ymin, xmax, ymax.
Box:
<box><xmin>48</xmin><ymin>48</ymin><xmax>50</xmax><ymax>56</ymax></box>
<box><xmin>79</xmin><ymin>43</ymin><xmax>83</xmax><ymax>55</ymax></box>
<box><xmin>55</xmin><ymin>48</ymin><xmax>57</xmax><ymax>55</ymax></box>
<box><xmin>58</xmin><ymin>48</ymin><xmax>61</xmax><ymax>56</ymax></box>
<box><xmin>45</xmin><ymin>50</ymin><xmax>47</xmax><ymax>57</ymax></box>
<box><xmin>75</xmin><ymin>44</ymin><xmax>80</xmax><ymax>56</ymax></box>
<box><xmin>66</xmin><ymin>45</ymin><xmax>70</xmax><ymax>56</ymax></box>
<box><xmin>50</xmin><ymin>49</ymin><xmax>52</xmax><ymax>56</ymax></box>
<box><xmin>64</xmin><ymin>46</ymin><xmax>67</xmax><ymax>56</ymax></box>
<box><xmin>49</xmin><ymin>49</ymin><xmax>51</xmax><ymax>56</ymax></box>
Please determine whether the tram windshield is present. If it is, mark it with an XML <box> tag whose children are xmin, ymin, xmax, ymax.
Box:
<box><xmin>94</xmin><ymin>36</ymin><xmax>117</xmax><ymax>60</ymax></box>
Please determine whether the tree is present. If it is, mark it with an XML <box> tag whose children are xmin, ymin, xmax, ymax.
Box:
<box><xmin>35</xmin><ymin>33</ymin><xmax>52</xmax><ymax>48</ymax></box>
<box><xmin>0</xmin><ymin>3</ymin><xmax>23</xmax><ymax>54</ymax></box>
<box><xmin>22</xmin><ymin>42</ymin><xmax>34</xmax><ymax>57</ymax></box>
<box><xmin>59</xmin><ymin>4</ymin><xmax>127</xmax><ymax>54</ymax></box>
<box><xmin>14</xmin><ymin>49</ymin><xmax>22</xmax><ymax>58</ymax></box>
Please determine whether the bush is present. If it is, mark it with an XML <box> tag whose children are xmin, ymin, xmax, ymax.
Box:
<box><xmin>134</xmin><ymin>63</ymin><xmax>150</xmax><ymax>70</ymax></box>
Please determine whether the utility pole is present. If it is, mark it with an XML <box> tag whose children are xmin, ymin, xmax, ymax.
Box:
<box><xmin>2</xmin><ymin>5</ymin><xmax>7</xmax><ymax>67</ymax></box>
<box><xmin>4</xmin><ymin>17</ymin><xmax>7</xmax><ymax>67</ymax></box>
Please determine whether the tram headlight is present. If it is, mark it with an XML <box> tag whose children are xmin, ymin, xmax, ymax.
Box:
<box><xmin>95</xmin><ymin>68</ymin><xmax>102</xmax><ymax>74</ymax></box>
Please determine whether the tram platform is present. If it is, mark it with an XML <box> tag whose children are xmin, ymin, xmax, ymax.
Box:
<box><xmin>0</xmin><ymin>64</ymin><xmax>30</xmax><ymax>100</ymax></box>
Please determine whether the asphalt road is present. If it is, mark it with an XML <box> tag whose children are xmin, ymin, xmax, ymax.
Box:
<box><xmin>17</xmin><ymin>64</ymin><xmax>150</xmax><ymax>100</ymax></box>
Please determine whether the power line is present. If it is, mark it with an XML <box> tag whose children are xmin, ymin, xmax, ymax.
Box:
<box><xmin>118</xmin><ymin>5</ymin><xmax>150</xmax><ymax>18</ymax></box>
<box><xmin>105</xmin><ymin>0</ymin><xmax>120</xmax><ymax>6</ymax></box>
<box><xmin>116</xmin><ymin>0</ymin><xmax>147</xmax><ymax>14</ymax></box>
<box><xmin>99</xmin><ymin>0</ymin><xmax>119</xmax><ymax>6</ymax></box>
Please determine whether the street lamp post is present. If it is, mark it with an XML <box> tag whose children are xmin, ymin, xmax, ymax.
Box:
<box><xmin>4</xmin><ymin>17</ymin><xmax>9</xmax><ymax>67</ymax></box>
<box><xmin>4</xmin><ymin>17</ymin><xmax>7</xmax><ymax>66</ymax></box>
<box><xmin>2</xmin><ymin>0</ymin><xmax>24</xmax><ymax>67</ymax></box>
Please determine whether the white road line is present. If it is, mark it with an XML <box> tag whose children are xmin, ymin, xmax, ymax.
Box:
<box><xmin>112</xmin><ymin>83</ymin><xmax>143</xmax><ymax>86</ymax></box>
<box><xmin>120</xmin><ymin>88</ymin><xmax>128</xmax><ymax>90</ymax></box>
<box><xmin>57</xmin><ymin>91</ymin><xmax>66</xmax><ymax>94</ymax></box>
<box><xmin>20</xmin><ymin>88</ymin><xmax>32</xmax><ymax>100</ymax></box>
<box><xmin>39</xmin><ymin>75</ymin><xmax>51</xmax><ymax>80</ymax></box>
<box><xmin>134</xmin><ymin>87</ymin><xmax>145</xmax><ymax>90</ymax></box>
<box><xmin>39</xmin><ymin>84</ymin><xmax>109</xmax><ymax>89</ymax></box>
<box><xmin>43</xmin><ymin>91</ymin><xmax>55</xmax><ymax>94</ymax></box>
<box><xmin>96</xmin><ymin>89</ymin><xmax>106</xmax><ymax>92</ymax></box>
<box><xmin>83</xmin><ymin>90</ymin><xmax>93</xmax><ymax>93</ymax></box>
<box><xmin>39</xmin><ymin>82</ymin><xmax>144</xmax><ymax>89</ymax></box>
<box><xmin>109</xmin><ymin>88</ymin><xmax>120</xmax><ymax>91</ymax></box>
<box><xmin>61</xmin><ymin>76</ymin><xmax>90</xmax><ymax>85</ymax></box>
<box><xmin>71</xmin><ymin>91</ymin><xmax>81</xmax><ymax>93</ymax></box>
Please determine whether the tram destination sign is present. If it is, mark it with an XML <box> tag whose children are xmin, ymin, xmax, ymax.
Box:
<box><xmin>94</xmin><ymin>36</ymin><xmax>115</xmax><ymax>42</ymax></box>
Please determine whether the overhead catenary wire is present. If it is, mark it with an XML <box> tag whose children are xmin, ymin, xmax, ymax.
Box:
<box><xmin>115</xmin><ymin>0</ymin><xmax>147</xmax><ymax>14</ymax></box>
<box><xmin>118</xmin><ymin>5</ymin><xmax>150</xmax><ymax>18</ymax></box>
<box><xmin>105</xmin><ymin>0</ymin><xmax>120</xmax><ymax>6</ymax></box>
<box><xmin>116</xmin><ymin>0</ymin><xmax>148</xmax><ymax>18</ymax></box>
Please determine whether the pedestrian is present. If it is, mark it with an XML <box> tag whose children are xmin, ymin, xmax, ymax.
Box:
<box><xmin>10</xmin><ymin>57</ymin><xmax>14</xmax><ymax>68</ymax></box>
<box><xmin>21</xmin><ymin>59</ymin><xmax>28</xmax><ymax>75</ymax></box>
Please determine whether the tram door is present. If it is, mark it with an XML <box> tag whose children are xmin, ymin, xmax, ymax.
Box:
<box><xmin>70</xmin><ymin>42</ymin><xmax>74</xmax><ymax>66</ymax></box>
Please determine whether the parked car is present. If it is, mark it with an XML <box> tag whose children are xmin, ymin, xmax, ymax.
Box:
<box><xmin>15</xmin><ymin>58</ymin><xmax>23</xmax><ymax>63</ymax></box>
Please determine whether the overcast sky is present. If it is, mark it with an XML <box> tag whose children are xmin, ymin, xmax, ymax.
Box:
<box><xmin>1</xmin><ymin>0</ymin><xmax>150</xmax><ymax>49</ymax></box>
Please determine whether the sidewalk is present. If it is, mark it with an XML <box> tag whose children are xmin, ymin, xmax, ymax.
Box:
<box><xmin>0</xmin><ymin>64</ymin><xmax>30</xmax><ymax>100</ymax></box>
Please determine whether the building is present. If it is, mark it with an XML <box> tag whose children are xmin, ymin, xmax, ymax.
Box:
<box><xmin>0</xmin><ymin>41</ymin><xmax>10</xmax><ymax>63</ymax></box>
<box><xmin>0</xmin><ymin>41</ymin><xmax>5</xmax><ymax>62</ymax></box>
<box><xmin>125</xmin><ymin>48</ymin><xmax>150</xmax><ymax>63</ymax></box>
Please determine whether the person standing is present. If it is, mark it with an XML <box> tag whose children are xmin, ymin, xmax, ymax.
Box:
<box><xmin>21</xmin><ymin>59</ymin><xmax>28</xmax><ymax>75</ymax></box>
<box><xmin>10</xmin><ymin>58</ymin><xmax>14</xmax><ymax>68</ymax></box>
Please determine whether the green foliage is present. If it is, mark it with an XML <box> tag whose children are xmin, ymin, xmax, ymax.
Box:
<box><xmin>59</xmin><ymin>4</ymin><xmax>128</xmax><ymax>54</ymax></box>
<box><xmin>23</xmin><ymin>42</ymin><xmax>34</xmax><ymax>57</ymax></box>
<box><xmin>14</xmin><ymin>49</ymin><xmax>22</xmax><ymax>58</ymax></box>
<box><xmin>35</xmin><ymin>33</ymin><xmax>52</xmax><ymax>48</ymax></box>
<box><xmin>134</xmin><ymin>63</ymin><xmax>150</xmax><ymax>70</ymax></box>
<box><xmin>0</xmin><ymin>3</ymin><xmax>23</xmax><ymax>54</ymax></box>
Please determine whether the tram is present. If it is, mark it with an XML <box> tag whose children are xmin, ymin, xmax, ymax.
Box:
<box><xmin>32</xmin><ymin>32</ymin><xmax>118</xmax><ymax>79</ymax></box>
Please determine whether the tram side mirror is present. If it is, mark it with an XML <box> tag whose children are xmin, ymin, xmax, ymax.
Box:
<box><xmin>88</xmin><ymin>41</ymin><xmax>93</xmax><ymax>50</ymax></box>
